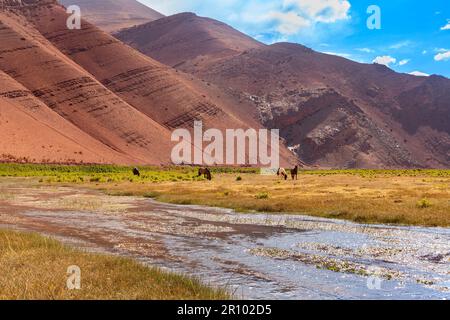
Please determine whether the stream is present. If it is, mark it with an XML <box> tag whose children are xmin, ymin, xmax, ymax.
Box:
<box><xmin>0</xmin><ymin>179</ymin><xmax>449</xmax><ymax>300</ymax></box>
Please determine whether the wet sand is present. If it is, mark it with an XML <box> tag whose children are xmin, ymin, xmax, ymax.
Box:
<box><xmin>0</xmin><ymin>178</ymin><xmax>449</xmax><ymax>299</ymax></box>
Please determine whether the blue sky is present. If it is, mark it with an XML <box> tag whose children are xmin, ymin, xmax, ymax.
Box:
<box><xmin>140</xmin><ymin>0</ymin><xmax>450</xmax><ymax>78</ymax></box>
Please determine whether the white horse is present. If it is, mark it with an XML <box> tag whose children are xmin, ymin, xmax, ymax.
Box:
<box><xmin>277</xmin><ymin>168</ymin><xmax>288</xmax><ymax>180</ymax></box>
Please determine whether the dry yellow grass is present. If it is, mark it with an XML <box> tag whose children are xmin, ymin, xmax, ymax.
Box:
<box><xmin>0</xmin><ymin>230</ymin><xmax>229</xmax><ymax>300</ymax></box>
<box><xmin>96</xmin><ymin>173</ymin><xmax>450</xmax><ymax>227</ymax></box>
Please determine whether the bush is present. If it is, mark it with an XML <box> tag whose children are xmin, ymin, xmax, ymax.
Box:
<box><xmin>255</xmin><ymin>192</ymin><xmax>269</xmax><ymax>200</ymax></box>
<box><xmin>236</xmin><ymin>176</ymin><xmax>242</xmax><ymax>181</ymax></box>
<box><xmin>143</xmin><ymin>192</ymin><xmax>159</xmax><ymax>198</ymax></box>
<box><xmin>416</xmin><ymin>199</ymin><xmax>432</xmax><ymax>209</ymax></box>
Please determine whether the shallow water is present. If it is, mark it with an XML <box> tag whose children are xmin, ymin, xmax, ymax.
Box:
<box><xmin>0</xmin><ymin>181</ymin><xmax>449</xmax><ymax>300</ymax></box>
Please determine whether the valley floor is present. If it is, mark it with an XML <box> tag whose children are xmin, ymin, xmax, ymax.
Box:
<box><xmin>103</xmin><ymin>170</ymin><xmax>450</xmax><ymax>227</ymax></box>
<box><xmin>0</xmin><ymin>177</ymin><xmax>448</xmax><ymax>299</ymax></box>
<box><xmin>1</xmin><ymin>164</ymin><xmax>449</xmax><ymax>227</ymax></box>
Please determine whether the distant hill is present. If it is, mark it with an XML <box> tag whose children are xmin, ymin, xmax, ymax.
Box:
<box><xmin>117</xmin><ymin>13</ymin><xmax>450</xmax><ymax>168</ymax></box>
<box><xmin>58</xmin><ymin>0</ymin><xmax>164</xmax><ymax>33</ymax></box>
<box><xmin>116</xmin><ymin>12</ymin><xmax>264</xmax><ymax>67</ymax></box>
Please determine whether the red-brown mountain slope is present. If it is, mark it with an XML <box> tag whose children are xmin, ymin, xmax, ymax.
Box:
<box><xmin>58</xmin><ymin>0</ymin><xmax>164</xmax><ymax>33</ymax></box>
<box><xmin>0</xmin><ymin>2</ymin><xmax>172</xmax><ymax>164</ymax></box>
<box><xmin>117</xmin><ymin>13</ymin><xmax>449</xmax><ymax>168</ymax></box>
<box><xmin>193</xmin><ymin>43</ymin><xmax>450</xmax><ymax>168</ymax></box>
<box><xmin>1</xmin><ymin>1</ymin><xmax>294</xmax><ymax>166</ymax></box>
<box><xmin>115</xmin><ymin>12</ymin><xmax>264</xmax><ymax>68</ymax></box>
<box><xmin>19</xmin><ymin>3</ymin><xmax>258</xmax><ymax>129</ymax></box>
<box><xmin>0</xmin><ymin>70</ymin><xmax>135</xmax><ymax>164</ymax></box>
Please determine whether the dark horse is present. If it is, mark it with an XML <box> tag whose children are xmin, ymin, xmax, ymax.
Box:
<box><xmin>198</xmin><ymin>168</ymin><xmax>212</xmax><ymax>180</ymax></box>
<box><xmin>132</xmin><ymin>167</ymin><xmax>140</xmax><ymax>177</ymax></box>
<box><xmin>291</xmin><ymin>165</ymin><xmax>299</xmax><ymax>180</ymax></box>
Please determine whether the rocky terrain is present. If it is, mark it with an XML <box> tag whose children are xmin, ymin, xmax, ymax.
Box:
<box><xmin>117</xmin><ymin>13</ymin><xmax>450</xmax><ymax>168</ymax></box>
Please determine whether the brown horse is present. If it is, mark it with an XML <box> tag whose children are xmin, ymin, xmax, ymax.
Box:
<box><xmin>277</xmin><ymin>168</ymin><xmax>288</xmax><ymax>180</ymax></box>
<box><xmin>198</xmin><ymin>168</ymin><xmax>212</xmax><ymax>180</ymax></box>
<box><xmin>291</xmin><ymin>165</ymin><xmax>298</xmax><ymax>180</ymax></box>
<box><xmin>132</xmin><ymin>167</ymin><xmax>140</xmax><ymax>177</ymax></box>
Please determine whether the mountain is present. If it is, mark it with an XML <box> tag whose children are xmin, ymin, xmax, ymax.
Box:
<box><xmin>1</xmin><ymin>1</ymin><xmax>293</xmax><ymax>165</ymax></box>
<box><xmin>0</xmin><ymin>1</ymin><xmax>172</xmax><ymax>164</ymax></box>
<box><xmin>115</xmin><ymin>12</ymin><xmax>263</xmax><ymax>68</ymax></box>
<box><xmin>3</xmin><ymin>2</ymin><xmax>447</xmax><ymax>168</ymax></box>
<box><xmin>58</xmin><ymin>0</ymin><xmax>164</xmax><ymax>33</ymax></box>
<box><xmin>117</xmin><ymin>13</ymin><xmax>450</xmax><ymax>168</ymax></box>
<box><xmin>22</xmin><ymin>1</ymin><xmax>262</xmax><ymax>138</ymax></box>
<box><xmin>0</xmin><ymin>70</ymin><xmax>135</xmax><ymax>164</ymax></box>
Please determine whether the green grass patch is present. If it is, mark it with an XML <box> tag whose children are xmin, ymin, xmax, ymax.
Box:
<box><xmin>0</xmin><ymin>164</ymin><xmax>259</xmax><ymax>184</ymax></box>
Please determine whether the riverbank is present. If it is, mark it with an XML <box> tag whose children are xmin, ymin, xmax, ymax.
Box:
<box><xmin>0</xmin><ymin>181</ymin><xmax>448</xmax><ymax>299</ymax></box>
<box><xmin>1</xmin><ymin>164</ymin><xmax>449</xmax><ymax>227</ymax></box>
<box><xmin>0</xmin><ymin>229</ymin><xmax>228</xmax><ymax>300</ymax></box>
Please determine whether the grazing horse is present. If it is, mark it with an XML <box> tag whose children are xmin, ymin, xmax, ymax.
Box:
<box><xmin>291</xmin><ymin>165</ymin><xmax>299</xmax><ymax>180</ymax></box>
<box><xmin>198</xmin><ymin>168</ymin><xmax>212</xmax><ymax>181</ymax></box>
<box><xmin>277</xmin><ymin>168</ymin><xmax>288</xmax><ymax>180</ymax></box>
<box><xmin>132</xmin><ymin>167</ymin><xmax>140</xmax><ymax>177</ymax></box>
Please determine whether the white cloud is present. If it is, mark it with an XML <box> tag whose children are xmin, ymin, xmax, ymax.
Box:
<box><xmin>434</xmin><ymin>50</ymin><xmax>450</xmax><ymax>61</ymax></box>
<box><xmin>440</xmin><ymin>19</ymin><xmax>450</xmax><ymax>30</ymax></box>
<box><xmin>373</xmin><ymin>56</ymin><xmax>410</xmax><ymax>68</ymax></box>
<box><xmin>422</xmin><ymin>50</ymin><xmax>427</xmax><ymax>55</ymax></box>
<box><xmin>142</xmin><ymin>0</ymin><xmax>352</xmax><ymax>42</ymax></box>
<box><xmin>323</xmin><ymin>51</ymin><xmax>352</xmax><ymax>58</ymax></box>
<box><xmin>268</xmin><ymin>11</ymin><xmax>311</xmax><ymax>35</ymax></box>
<box><xmin>283</xmin><ymin>0</ymin><xmax>351</xmax><ymax>23</ymax></box>
<box><xmin>373</xmin><ymin>55</ymin><xmax>396</xmax><ymax>67</ymax></box>
<box><xmin>357</xmin><ymin>48</ymin><xmax>373</xmax><ymax>53</ymax></box>
<box><xmin>265</xmin><ymin>0</ymin><xmax>351</xmax><ymax>36</ymax></box>
<box><xmin>409</xmin><ymin>71</ymin><xmax>429</xmax><ymax>77</ymax></box>
<box><xmin>389</xmin><ymin>41</ymin><xmax>411</xmax><ymax>49</ymax></box>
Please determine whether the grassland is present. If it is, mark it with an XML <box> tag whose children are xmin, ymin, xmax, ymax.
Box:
<box><xmin>0</xmin><ymin>229</ymin><xmax>229</xmax><ymax>300</ymax></box>
<box><xmin>0</xmin><ymin>164</ymin><xmax>449</xmax><ymax>227</ymax></box>
<box><xmin>0</xmin><ymin>163</ymin><xmax>257</xmax><ymax>183</ymax></box>
<box><xmin>99</xmin><ymin>170</ymin><xmax>450</xmax><ymax>227</ymax></box>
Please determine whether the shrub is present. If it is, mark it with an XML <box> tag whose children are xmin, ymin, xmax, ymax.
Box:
<box><xmin>416</xmin><ymin>199</ymin><xmax>432</xmax><ymax>209</ymax></box>
<box><xmin>143</xmin><ymin>192</ymin><xmax>159</xmax><ymax>198</ymax></box>
<box><xmin>255</xmin><ymin>192</ymin><xmax>269</xmax><ymax>199</ymax></box>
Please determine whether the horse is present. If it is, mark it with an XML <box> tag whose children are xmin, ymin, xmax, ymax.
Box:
<box><xmin>277</xmin><ymin>168</ymin><xmax>288</xmax><ymax>180</ymax></box>
<box><xmin>132</xmin><ymin>167</ymin><xmax>140</xmax><ymax>177</ymax></box>
<box><xmin>198</xmin><ymin>168</ymin><xmax>212</xmax><ymax>181</ymax></box>
<box><xmin>291</xmin><ymin>165</ymin><xmax>299</xmax><ymax>180</ymax></box>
